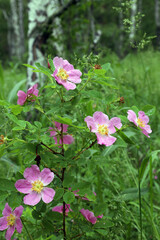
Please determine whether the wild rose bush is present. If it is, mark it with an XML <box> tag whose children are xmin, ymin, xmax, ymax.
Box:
<box><xmin>0</xmin><ymin>56</ymin><xmax>157</xmax><ymax>240</ymax></box>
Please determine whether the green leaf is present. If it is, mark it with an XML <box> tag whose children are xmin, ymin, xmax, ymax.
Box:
<box><xmin>23</xmin><ymin>63</ymin><xmax>37</xmax><ymax>70</ymax></box>
<box><xmin>117</xmin><ymin>130</ymin><xmax>137</xmax><ymax>146</ymax></box>
<box><xmin>10</xmin><ymin>105</ymin><xmax>23</xmax><ymax>115</ymax></box>
<box><xmin>48</xmin><ymin>59</ymin><xmax>55</xmax><ymax>72</ymax></box>
<box><xmin>0</xmin><ymin>178</ymin><xmax>16</xmax><ymax>191</ymax></box>
<box><xmin>34</xmin><ymin>105</ymin><xmax>44</xmax><ymax>113</ymax></box>
<box><xmin>55</xmin><ymin>116</ymin><xmax>72</xmax><ymax>125</ymax></box>
<box><xmin>34</xmin><ymin>121</ymin><xmax>42</xmax><ymax>128</ymax></box>
<box><xmin>7</xmin><ymin>192</ymin><xmax>22</xmax><ymax>208</ymax></box>
<box><xmin>141</xmin><ymin>105</ymin><xmax>156</xmax><ymax>116</ymax></box>
<box><xmin>54</xmin><ymin>188</ymin><xmax>64</xmax><ymax>200</ymax></box>
<box><xmin>95</xmin><ymin>229</ymin><xmax>108</xmax><ymax>236</ymax></box>
<box><xmin>139</xmin><ymin>155</ymin><xmax>150</xmax><ymax>180</ymax></box>
<box><xmin>63</xmin><ymin>191</ymin><xmax>75</xmax><ymax>204</ymax></box>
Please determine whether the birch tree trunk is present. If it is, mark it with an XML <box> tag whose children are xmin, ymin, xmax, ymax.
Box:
<box><xmin>10</xmin><ymin>0</ymin><xmax>21</xmax><ymax>59</ymax></box>
<box><xmin>88</xmin><ymin>0</ymin><xmax>101</xmax><ymax>53</ymax></box>
<box><xmin>155</xmin><ymin>0</ymin><xmax>160</xmax><ymax>49</ymax></box>
<box><xmin>27</xmin><ymin>0</ymin><xmax>64</xmax><ymax>87</ymax></box>
<box><xmin>18</xmin><ymin>0</ymin><xmax>25</xmax><ymax>57</ymax></box>
<box><xmin>129</xmin><ymin>0</ymin><xmax>137</xmax><ymax>43</ymax></box>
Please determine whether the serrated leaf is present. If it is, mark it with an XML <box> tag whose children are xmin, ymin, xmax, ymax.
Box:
<box><xmin>63</xmin><ymin>191</ymin><xmax>75</xmax><ymax>204</ymax></box>
<box><xmin>48</xmin><ymin>59</ymin><xmax>55</xmax><ymax>72</ymax></box>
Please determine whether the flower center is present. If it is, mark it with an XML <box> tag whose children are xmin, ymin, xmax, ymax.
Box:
<box><xmin>57</xmin><ymin>68</ymin><xmax>69</xmax><ymax>81</ymax></box>
<box><xmin>98</xmin><ymin>124</ymin><xmax>109</xmax><ymax>135</ymax></box>
<box><xmin>31</xmin><ymin>180</ymin><xmax>44</xmax><ymax>193</ymax></box>
<box><xmin>7</xmin><ymin>214</ymin><xmax>16</xmax><ymax>226</ymax></box>
<box><xmin>137</xmin><ymin>118</ymin><xmax>145</xmax><ymax>128</ymax></box>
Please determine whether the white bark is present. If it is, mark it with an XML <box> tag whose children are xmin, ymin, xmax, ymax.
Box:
<box><xmin>18</xmin><ymin>0</ymin><xmax>25</xmax><ymax>57</ymax></box>
<box><xmin>10</xmin><ymin>0</ymin><xmax>21</xmax><ymax>59</ymax></box>
<box><xmin>27</xmin><ymin>0</ymin><xmax>64</xmax><ymax>87</ymax></box>
<box><xmin>129</xmin><ymin>0</ymin><xmax>137</xmax><ymax>42</ymax></box>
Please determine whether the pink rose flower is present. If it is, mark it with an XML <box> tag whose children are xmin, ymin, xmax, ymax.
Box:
<box><xmin>15</xmin><ymin>165</ymin><xmax>55</xmax><ymax>206</ymax></box>
<box><xmin>80</xmin><ymin>209</ymin><xmax>103</xmax><ymax>224</ymax></box>
<box><xmin>17</xmin><ymin>83</ymin><xmax>39</xmax><ymax>105</ymax></box>
<box><xmin>49</xmin><ymin>121</ymin><xmax>74</xmax><ymax>145</ymax></box>
<box><xmin>85</xmin><ymin>111</ymin><xmax>122</xmax><ymax>146</ymax></box>
<box><xmin>127</xmin><ymin>110</ymin><xmax>152</xmax><ymax>138</ymax></box>
<box><xmin>52</xmin><ymin>204</ymin><xmax>72</xmax><ymax>216</ymax></box>
<box><xmin>0</xmin><ymin>203</ymin><xmax>23</xmax><ymax>240</ymax></box>
<box><xmin>51</xmin><ymin>56</ymin><xmax>82</xmax><ymax>90</ymax></box>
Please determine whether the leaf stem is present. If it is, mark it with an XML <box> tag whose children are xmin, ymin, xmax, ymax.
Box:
<box><xmin>21</xmin><ymin>218</ymin><xmax>33</xmax><ymax>240</ymax></box>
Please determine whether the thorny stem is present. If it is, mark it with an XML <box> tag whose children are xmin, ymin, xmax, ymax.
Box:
<box><xmin>72</xmin><ymin>139</ymin><xmax>97</xmax><ymax>160</ymax></box>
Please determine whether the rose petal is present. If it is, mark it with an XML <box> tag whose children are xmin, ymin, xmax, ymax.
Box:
<box><xmin>61</xmin><ymin>80</ymin><xmax>76</xmax><ymax>91</ymax></box>
<box><xmin>15</xmin><ymin>218</ymin><xmax>23</xmax><ymax>233</ymax></box>
<box><xmin>54</xmin><ymin>121</ymin><xmax>62</xmax><ymax>131</ymax></box>
<box><xmin>13</xmin><ymin>206</ymin><xmax>24</xmax><ymax>218</ymax></box>
<box><xmin>53</xmin><ymin>57</ymin><xmax>64</xmax><ymax>69</ymax></box>
<box><xmin>23</xmin><ymin>165</ymin><xmax>40</xmax><ymax>182</ymax></box>
<box><xmin>80</xmin><ymin>209</ymin><xmax>97</xmax><ymax>224</ymax></box>
<box><xmin>108</xmin><ymin>117</ymin><xmax>122</xmax><ymax>134</ymax></box>
<box><xmin>2</xmin><ymin>203</ymin><xmax>12</xmax><ymax>216</ymax></box>
<box><xmin>40</xmin><ymin>168</ymin><xmax>54</xmax><ymax>186</ymax></box>
<box><xmin>23</xmin><ymin>192</ymin><xmax>41</xmax><ymax>206</ymax></box>
<box><xmin>96</xmin><ymin>133</ymin><xmax>116</xmax><ymax>146</ymax></box>
<box><xmin>138</xmin><ymin>111</ymin><xmax>149</xmax><ymax>124</ymax></box>
<box><xmin>5</xmin><ymin>225</ymin><xmax>15</xmax><ymax>240</ymax></box>
<box><xmin>15</xmin><ymin>179</ymin><xmax>32</xmax><ymax>193</ymax></box>
<box><xmin>41</xmin><ymin>187</ymin><xmax>55</xmax><ymax>204</ymax></box>
<box><xmin>127</xmin><ymin>110</ymin><xmax>137</xmax><ymax>125</ymax></box>
<box><xmin>17</xmin><ymin>90</ymin><xmax>27</xmax><ymax>105</ymax></box>
<box><xmin>0</xmin><ymin>216</ymin><xmax>8</xmax><ymax>230</ymax></box>
<box><xmin>63</xmin><ymin>135</ymin><xmax>74</xmax><ymax>144</ymax></box>
<box><xmin>52</xmin><ymin>205</ymin><xmax>63</xmax><ymax>213</ymax></box>
<box><xmin>85</xmin><ymin>116</ymin><xmax>97</xmax><ymax>132</ymax></box>
<box><xmin>93</xmin><ymin>111</ymin><xmax>109</xmax><ymax>125</ymax></box>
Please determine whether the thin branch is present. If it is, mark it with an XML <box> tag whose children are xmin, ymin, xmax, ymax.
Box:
<box><xmin>72</xmin><ymin>139</ymin><xmax>97</xmax><ymax>160</ymax></box>
<box><xmin>40</xmin><ymin>141</ymin><xmax>62</xmax><ymax>155</ymax></box>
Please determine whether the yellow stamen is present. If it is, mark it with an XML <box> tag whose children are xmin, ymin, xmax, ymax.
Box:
<box><xmin>98</xmin><ymin>124</ymin><xmax>109</xmax><ymax>136</ymax></box>
<box><xmin>137</xmin><ymin>118</ymin><xmax>145</xmax><ymax>127</ymax></box>
<box><xmin>57</xmin><ymin>68</ymin><xmax>69</xmax><ymax>81</ymax></box>
<box><xmin>7</xmin><ymin>214</ymin><xmax>16</xmax><ymax>226</ymax></box>
<box><xmin>31</xmin><ymin>180</ymin><xmax>43</xmax><ymax>193</ymax></box>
